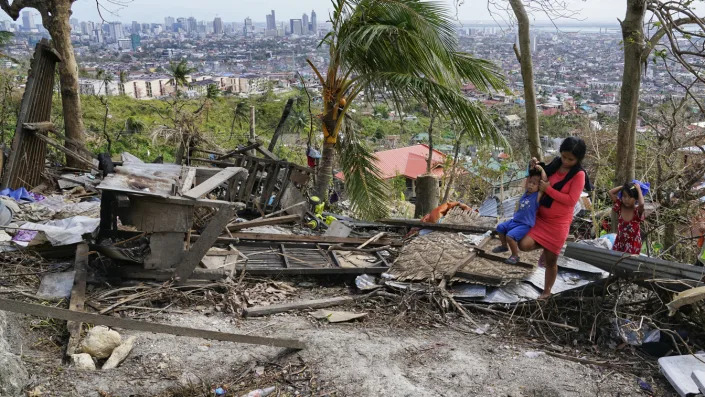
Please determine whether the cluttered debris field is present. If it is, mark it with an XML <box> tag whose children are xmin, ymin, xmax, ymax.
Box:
<box><xmin>1</xmin><ymin>40</ymin><xmax>705</xmax><ymax>397</ymax></box>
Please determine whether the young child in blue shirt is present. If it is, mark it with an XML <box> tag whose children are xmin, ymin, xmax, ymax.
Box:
<box><xmin>492</xmin><ymin>165</ymin><xmax>547</xmax><ymax>264</ymax></box>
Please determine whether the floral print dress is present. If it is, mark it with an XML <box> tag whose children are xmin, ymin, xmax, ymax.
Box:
<box><xmin>612</xmin><ymin>199</ymin><xmax>644</xmax><ymax>254</ymax></box>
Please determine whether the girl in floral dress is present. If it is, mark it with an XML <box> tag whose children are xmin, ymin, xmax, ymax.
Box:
<box><xmin>608</xmin><ymin>183</ymin><xmax>645</xmax><ymax>254</ymax></box>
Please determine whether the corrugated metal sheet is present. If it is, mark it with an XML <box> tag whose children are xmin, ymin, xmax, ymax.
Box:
<box><xmin>97</xmin><ymin>163</ymin><xmax>183</xmax><ymax>197</ymax></box>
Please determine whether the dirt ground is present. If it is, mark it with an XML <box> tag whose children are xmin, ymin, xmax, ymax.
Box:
<box><xmin>8</xmin><ymin>300</ymin><xmax>674</xmax><ymax>397</ymax></box>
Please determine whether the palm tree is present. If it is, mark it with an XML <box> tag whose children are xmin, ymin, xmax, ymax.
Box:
<box><xmin>167</xmin><ymin>59</ymin><xmax>196</xmax><ymax>95</ymax></box>
<box><xmin>195</xmin><ymin>84</ymin><xmax>220</xmax><ymax>120</ymax></box>
<box><xmin>289</xmin><ymin>109</ymin><xmax>308</xmax><ymax>136</ymax></box>
<box><xmin>306</xmin><ymin>0</ymin><xmax>506</xmax><ymax>220</ymax></box>
<box><xmin>229</xmin><ymin>101</ymin><xmax>249</xmax><ymax>141</ymax></box>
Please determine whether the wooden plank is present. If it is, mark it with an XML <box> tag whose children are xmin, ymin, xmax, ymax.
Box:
<box><xmin>181</xmin><ymin>167</ymin><xmax>197</xmax><ymax>191</ymax></box>
<box><xmin>183</xmin><ymin>167</ymin><xmax>245</xmax><ymax>199</ymax></box>
<box><xmin>32</xmin><ymin>132</ymin><xmax>98</xmax><ymax>170</ymax></box>
<box><xmin>217</xmin><ymin>142</ymin><xmax>260</xmax><ymax>160</ymax></box>
<box><xmin>65</xmin><ymin>243</ymin><xmax>88</xmax><ymax>357</ymax></box>
<box><xmin>22</xmin><ymin>121</ymin><xmax>55</xmax><ymax>134</ymax></box>
<box><xmin>379</xmin><ymin>218</ymin><xmax>495</xmax><ymax>234</ymax></box>
<box><xmin>174</xmin><ymin>205</ymin><xmax>237</xmax><ymax>283</ymax></box>
<box><xmin>194</xmin><ymin>232</ymin><xmax>404</xmax><ymax>247</ymax></box>
<box><xmin>115</xmin><ymin>265</ymin><xmax>389</xmax><ymax>280</ymax></box>
<box><xmin>227</xmin><ymin>214</ymin><xmax>300</xmax><ymax>232</ymax></box>
<box><xmin>280</xmin><ymin>244</ymin><xmax>290</xmax><ymax>268</ymax></box>
<box><xmin>260</xmin><ymin>162</ymin><xmax>280</xmax><ymax>211</ymax></box>
<box><xmin>243</xmin><ymin>295</ymin><xmax>358</xmax><ymax>317</ymax></box>
<box><xmin>0</xmin><ymin>298</ymin><xmax>305</xmax><ymax>350</ymax></box>
<box><xmin>252</xmin><ymin>140</ymin><xmax>279</xmax><ymax>160</ymax></box>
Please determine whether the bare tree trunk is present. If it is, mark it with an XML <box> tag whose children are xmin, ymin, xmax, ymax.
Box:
<box><xmin>248</xmin><ymin>105</ymin><xmax>256</xmax><ymax>156</ymax></box>
<box><xmin>509</xmin><ymin>0</ymin><xmax>542</xmax><ymax>160</ymax></box>
<box><xmin>426</xmin><ymin>112</ymin><xmax>435</xmax><ymax>173</ymax></box>
<box><xmin>442</xmin><ymin>131</ymin><xmax>464</xmax><ymax>203</ymax></box>
<box><xmin>615</xmin><ymin>0</ymin><xmax>646</xmax><ymax>185</ymax></box>
<box><xmin>268</xmin><ymin>97</ymin><xmax>294</xmax><ymax>152</ymax></box>
<box><xmin>46</xmin><ymin>1</ymin><xmax>85</xmax><ymax>168</ymax></box>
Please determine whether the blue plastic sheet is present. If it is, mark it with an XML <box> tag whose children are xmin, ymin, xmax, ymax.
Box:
<box><xmin>0</xmin><ymin>187</ymin><xmax>44</xmax><ymax>202</ymax></box>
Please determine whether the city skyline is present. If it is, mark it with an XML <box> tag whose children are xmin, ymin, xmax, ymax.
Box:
<box><xmin>58</xmin><ymin>0</ymin><xmax>624</xmax><ymax>25</ymax></box>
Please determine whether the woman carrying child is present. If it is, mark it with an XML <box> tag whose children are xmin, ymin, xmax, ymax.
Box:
<box><xmin>608</xmin><ymin>182</ymin><xmax>645</xmax><ymax>255</ymax></box>
<box><xmin>519</xmin><ymin>137</ymin><xmax>592</xmax><ymax>299</ymax></box>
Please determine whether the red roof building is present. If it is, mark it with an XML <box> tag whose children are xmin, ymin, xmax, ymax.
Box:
<box><xmin>335</xmin><ymin>144</ymin><xmax>446</xmax><ymax>181</ymax></box>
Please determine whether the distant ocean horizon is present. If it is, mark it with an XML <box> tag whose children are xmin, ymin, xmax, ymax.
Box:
<box><xmin>457</xmin><ymin>20</ymin><xmax>621</xmax><ymax>33</ymax></box>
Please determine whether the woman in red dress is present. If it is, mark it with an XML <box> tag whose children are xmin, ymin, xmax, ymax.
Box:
<box><xmin>519</xmin><ymin>137</ymin><xmax>591</xmax><ymax>299</ymax></box>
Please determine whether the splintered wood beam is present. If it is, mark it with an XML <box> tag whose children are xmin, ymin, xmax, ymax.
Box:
<box><xmin>227</xmin><ymin>214</ymin><xmax>300</xmax><ymax>232</ymax></box>
<box><xmin>183</xmin><ymin>167</ymin><xmax>246</xmax><ymax>199</ymax></box>
<box><xmin>22</xmin><ymin>122</ymin><xmax>55</xmax><ymax>134</ymax></box>
<box><xmin>192</xmin><ymin>232</ymin><xmax>404</xmax><ymax>247</ymax></box>
<box><xmin>65</xmin><ymin>243</ymin><xmax>88</xmax><ymax>357</ymax></box>
<box><xmin>174</xmin><ymin>205</ymin><xmax>237</xmax><ymax>283</ymax></box>
<box><xmin>31</xmin><ymin>132</ymin><xmax>98</xmax><ymax>171</ymax></box>
<box><xmin>0</xmin><ymin>298</ymin><xmax>305</xmax><ymax>349</ymax></box>
<box><xmin>181</xmin><ymin>167</ymin><xmax>197</xmax><ymax>191</ymax></box>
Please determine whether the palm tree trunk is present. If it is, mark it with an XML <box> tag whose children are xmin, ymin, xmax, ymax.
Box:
<box><xmin>509</xmin><ymin>0</ymin><xmax>542</xmax><ymax>160</ymax></box>
<box><xmin>316</xmin><ymin>142</ymin><xmax>336</xmax><ymax>199</ymax></box>
<box><xmin>46</xmin><ymin>1</ymin><xmax>85</xmax><ymax>168</ymax></box>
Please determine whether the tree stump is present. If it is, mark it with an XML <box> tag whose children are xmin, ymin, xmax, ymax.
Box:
<box><xmin>414</xmin><ymin>174</ymin><xmax>439</xmax><ymax>218</ymax></box>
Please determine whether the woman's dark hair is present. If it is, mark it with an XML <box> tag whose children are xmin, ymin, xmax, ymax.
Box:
<box><xmin>559</xmin><ymin>137</ymin><xmax>587</xmax><ymax>162</ymax></box>
<box><xmin>621</xmin><ymin>183</ymin><xmax>638</xmax><ymax>198</ymax></box>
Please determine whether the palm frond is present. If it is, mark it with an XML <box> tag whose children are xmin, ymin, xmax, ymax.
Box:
<box><xmin>369</xmin><ymin>71</ymin><xmax>506</xmax><ymax>147</ymax></box>
<box><xmin>338</xmin><ymin>135</ymin><xmax>390</xmax><ymax>221</ymax></box>
<box><xmin>452</xmin><ymin>52</ymin><xmax>507</xmax><ymax>93</ymax></box>
<box><xmin>336</xmin><ymin>0</ymin><xmax>490</xmax><ymax>89</ymax></box>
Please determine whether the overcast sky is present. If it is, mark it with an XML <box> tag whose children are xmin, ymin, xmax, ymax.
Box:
<box><xmin>56</xmin><ymin>0</ymin><xmax>624</xmax><ymax>25</ymax></box>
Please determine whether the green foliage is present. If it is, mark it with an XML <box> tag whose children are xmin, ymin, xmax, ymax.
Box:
<box><xmin>390</xmin><ymin>173</ymin><xmax>407</xmax><ymax>200</ymax></box>
<box><xmin>337</xmin><ymin>135</ymin><xmax>390</xmax><ymax>220</ymax></box>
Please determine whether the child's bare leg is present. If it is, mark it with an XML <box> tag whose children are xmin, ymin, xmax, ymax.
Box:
<box><xmin>507</xmin><ymin>237</ymin><xmax>519</xmax><ymax>257</ymax></box>
<box><xmin>519</xmin><ymin>235</ymin><xmax>539</xmax><ymax>252</ymax></box>
<box><xmin>498</xmin><ymin>233</ymin><xmax>507</xmax><ymax>248</ymax></box>
<box><xmin>539</xmin><ymin>250</ymin><xmax>559</xmax><ymax>299</ymax></box>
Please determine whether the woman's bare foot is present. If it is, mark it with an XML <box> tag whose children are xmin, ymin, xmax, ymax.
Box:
<box><xmin>538</xmin><ymin>291</ymin><xmax>551</xmax><ymax>300</ymax></box>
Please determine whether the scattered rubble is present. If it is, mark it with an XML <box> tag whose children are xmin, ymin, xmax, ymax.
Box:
<box><xmin>70</xmin><ymin>353</ymin><xmax>96</xmax><ymax>371</ymax></box>
<box><xmin>102</xmin><ymin>336</ymin><xmax>136</xmax><ymax>370</ymax></box>
<box><xmin>80</xmin><ymin>326</ymin><xmax>122</xmax><ymax>359</ymax></box>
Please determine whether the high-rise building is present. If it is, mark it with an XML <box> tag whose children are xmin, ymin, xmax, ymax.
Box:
<box><xmin>107</xmin><ymin>22</ymin><xmax>124</xmax><ymax>42</ymax></box>
<box><xmin>142</xmin><ymin>23</ymin><xmax>150</xmax><ymax>34</ymax></box>
<box><xmin>187</xmin><ymin>17</ymin><xmax>197</xmax><ymax>33</ymax></box>
<box><xmin>266</xmin><ymin>10</ymin><xmax>276</xmax><ymax>30</ymax></box>
<box><xmin>21</xmin><ymin>11</ymin><xmax>34</xmax><ymax>31</ymax></box>
<box><xmin>165</xmin><ymin>16</ymin><xmax>175</xmax><ymax>31</ymax></box>
<box><xmin>290</xmin><ymin>19</ymin><xmax>303</xmax><ymax>36</ymax></box>
<box><xmin>266</xmin><ymin>10</ymin><xmax>275</xmax><ymax>31</ymax></box>
<box><xmin>302</xmin><ymin>13</ymin><xmax>309</xmax><ymax>34</ymax></box>
<box><xmin>93</xmin><ymin>29</ymin><xmax>104</xmax><ymax>44</ymax></box>
<box><xmin>213</xmin><ymin>17</ymin><xmax>223</xmax><ymax>34</ymax></box>
<box><xmin>244</xmin><ymin>17</ymin><xmax>253</xmax><ymax>37</ymax></box>
<box><xmin>310</xmin><ymin>10</ymin><xmax>317</xmax><ymax>35</ymax></box>
<box><xmin>176</xmin><ymin>18</ymin><xmax>187</xmax><ymax>32</ymax></box>
<box><xmin>131</xmin><ymin>21</ymin><xmax>140</xmax><ymax>34</ymax></box>
<box><xmin>80</xmin><ymin>21</ymin><xmax>89</xmax><ymax>35</ymax></box>
<box><xmin>131</xmin><ymin>34</ymin><xmax>141</xmax><ymax>51</ymax></box>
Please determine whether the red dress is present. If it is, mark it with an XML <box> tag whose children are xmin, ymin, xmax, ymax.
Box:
<box><xmin>528</xmin><ymin>170</ymin><xmax>585</xmax><ymax>255</ymax></box>
<box><xmin>612</xmin><ymin>199</ymin><xmax>644</xmax><ymax>254</ymax></box>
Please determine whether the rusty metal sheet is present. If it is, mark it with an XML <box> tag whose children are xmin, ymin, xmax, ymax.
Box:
<box><xmin>97</xmin><ymin>164</ymin><xmax>183</xmax><ymax>197</ymax></box>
